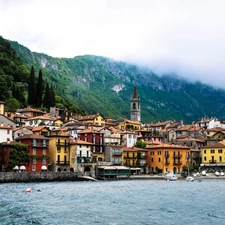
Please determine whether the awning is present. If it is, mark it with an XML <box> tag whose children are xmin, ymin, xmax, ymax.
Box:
<box><xmin>20</xmin><ymin>165</ymin><xmax>26</xmax><ymax>170</ymax></box>
<box><xmin>41</xmin><ymin>165</ymin><xmax>47</xmax><ymax>170</ymax></box>
<box><xmin>13</xmin><ymin>165</ymin><xmax>19</xmax><ymax>170</ymax></box>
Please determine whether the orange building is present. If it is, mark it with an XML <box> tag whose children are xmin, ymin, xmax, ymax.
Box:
<box><xmin>146</xmin><ymin>143</ymin><xmax>191</xmax><ymax>175</ymax></box>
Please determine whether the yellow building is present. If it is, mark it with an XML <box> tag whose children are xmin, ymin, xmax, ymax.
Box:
<box><xmin>146</xmin><ymin>143</ymin><xmax>191</xmax><ymax>174</ymax></box>
<box><xmin>201</xmin><ymin>142</ymin><xmax>225</xmax><ymax>168</ymax></box>
<box><xmin>48</xmin><ymin>128</ymin><xmax>71</xmax><ymax>172</ymax></box>
<box><xmin>122</xmin><ymin>147</ymin><xmax>139</xmax><ymax>166</ymax></box>
<box><xmin>77</xmin><ymin>114</ymin><xmax>105</xmax><ymax>126</ymax></box>
<box><xmin>118</xmin><ymin>118</ymin><xmax>141</xmax><ymax>130</ymax></box>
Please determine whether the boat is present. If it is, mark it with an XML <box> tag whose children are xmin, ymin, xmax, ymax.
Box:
<box><xmin>221</xmin><ymin>172</ymin><xmax>224</xmax><ymax>176</ymax></box>
<box><xmin>164</xmin><ymin>174</ymin><xmax>178</xmax><ymax>181</ymax></box>
<box><xmin>215</xmin><ymin>171</ymin><xmax>220</xmax><ymax>176</ymax></box>
<box><xmin>201</xmin><ymin>170</ymin><xmax>206</xmax><ymax>176</ymax></box>
<box><xmin>186</xmin><ymin>176</ymin><xmax>194</xmax><ymax>182</ymax></box>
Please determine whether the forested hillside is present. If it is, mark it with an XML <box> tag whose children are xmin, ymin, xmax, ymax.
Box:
<box><xmin>0</xmin><ymin>36</ymin><xmax>85</xmax><ymax>115</ymax></box>
<box><xmin>6</xmin><ymin>37</ymin><xmax>225</xmax><ymax>123</ymax></box>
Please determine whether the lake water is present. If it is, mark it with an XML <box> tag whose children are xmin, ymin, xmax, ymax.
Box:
<box><xmin>0</xmin><ymin>179</ymin><xmax>225</xmax><ymax>225</ymax></box>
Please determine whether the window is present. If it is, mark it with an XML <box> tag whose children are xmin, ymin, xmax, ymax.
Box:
<box><xmin>210</xmin><ymin>149</ymin><xmax>215</xmax><ymax>153</ymax></box>
<box><xmin>33</xmin><ymin>148</ymin><xmax>36</xmax><ymax>155</ymax></box>
<box><xmin>158</xmin><ymin>151</ymin><xmax>161</xmax><ymax>155</ymax></box>
<box><xmin>219</xmin><ymin>156</ymin><xmax>222</xmax><ymax>162</ymax></box>
<box><xmin>7</xmin><ymin>129</ymin><xmax>10</xmax><ymax>134</ymax></box>
<box><xmin>32</xmin><ymin>165</ymin><xmax>36</xmax><ymax>171</ymax></box>
<box><xmin>204</xmin><ymin>150</ymin><xmax>206</xmax><ymax>154</ymax></box>
<box><xmin>150</xmin><ymin>151</ymin><xmax>154</xmax><ymax>155</ymax></box>
<box><xmin>33</xmin><ymin>158</ymin><xmax>36</xmax><ymax>164</ymax></box>
<box><xmin>42</xmin><ymin>158</ymin><xmax>46</xmax><ymax>164</ymax></box>
<box><xmin>218</xmin><ymin>149</ymin><xmax>223</xmax><ymax>153</ymax></box>
<box><xmin>42</xmin><ymin>149</ymin><xmax>46</xmax><ymax>155</ymax></box>
<box><xmin>151</xmin><ymin>158</ymin><xmax>154</xmax><ymax>162</ymax></box>
<box><xmin>158</xmin><ymin>158</ymin><xmax>161</xmax><ymax>162</ymax></box>
<box><xmin>93</xmin><ymin>146</ymin><xmax>96</xmax><ymax>152</ymax></box>
<box><xmin>204</xmin><ymin>157</ymin><xmax>207</xmax><ymax>161</ymax></box>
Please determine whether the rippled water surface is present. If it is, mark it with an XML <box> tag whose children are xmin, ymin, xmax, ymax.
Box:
<box><xmin>1</xmin><ymin>179</ymin><xmax>225</xmax><ymax>225</ymax></box>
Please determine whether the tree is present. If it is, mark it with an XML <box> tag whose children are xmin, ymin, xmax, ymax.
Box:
<box><xmin>134</xmin><ymin>140</ymin><xmax>147</xmax><ymax>148</ymax></box>
<box><xmin>5</xmin><ymin>143</ymin><xmax>29</xmax><ymax>171</ymax></box>
<box><xmin>43</xmin><ymin>83</ymin><xmax>50</xmax><ymax>109</ymax></box>
<box><xmin>49</xmin><ymin>84</ymin><xmax>55</xmax><ymax>107</ymax></box>
<box><xmin>5</xmin><ymin>98</ymin><xmax>20</xmax><ymax>111</ymax></box>
<box><xmin>36</xmin><ymin>69</ymin><xmax>43</xmax><ymax>107</ymax></box>
<box><xmin>28</xmin><ymin>66</ymin><xmax>36</xmax><ymax>106</ymax></box>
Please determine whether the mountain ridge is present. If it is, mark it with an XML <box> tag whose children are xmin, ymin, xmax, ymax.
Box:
<box><xmin>8</xmin><ymin>39</ymin><xmax>225</xmax><ymax>124</ymax></box>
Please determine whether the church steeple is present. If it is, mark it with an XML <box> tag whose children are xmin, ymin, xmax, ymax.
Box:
<box><xmin>130</xmin><ymin>86</ymin><xmax>141</xmax><ymax>122</ymax></box>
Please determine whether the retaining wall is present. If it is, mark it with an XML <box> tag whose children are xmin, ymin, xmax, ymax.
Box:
<box><xmin>0</xmin><ymin>172</ymin><xmax>92</xmax><ymax>183</ymax></box>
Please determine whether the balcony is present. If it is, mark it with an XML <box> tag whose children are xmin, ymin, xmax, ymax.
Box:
<box><xmin>32</xmin><ymin>143</ymin><xmax>49</xmax><ymax>147</ymax></box>
<box><xmin>173</xmin><ymin>161</ymin><xmax>182</xmax><ymax>165</ymax></box>
<box><xmin>113</xmin><ymin>152</ymin><xmax>122</xmax><ymax>156</ymax></box>
<box><xmin>209</xmin><ymin>160</ymin><xmax>217</xmax><ymax>164</ymax></box>
<box><xmin>165</xmin><ymin>161</ymin><xmax>170</xmax><ymax>165</ymax></box>
<box><xmin>173</xmin><ymin>154</ymin><xmax>182</xmax><ymax>159</ymax></box>
<box><xmin>56</xmin><ymin>161</ymin><xmax>69</xmax><ymax>165</ymax></box>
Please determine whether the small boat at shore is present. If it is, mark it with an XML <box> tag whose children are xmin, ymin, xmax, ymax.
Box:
<box><xmin>186</xmin><ymin>176</ymin><xmax>194</xmax><ymax>182</ymax></box>
<box><xmin>164</xmin><ymin>174</ymin><xmax>178</xmax><ymax>181</ymax></box>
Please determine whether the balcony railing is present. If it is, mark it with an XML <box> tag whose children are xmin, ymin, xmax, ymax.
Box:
<box><xmin>165</xmin><ymin>161</ymin><xmax>170</xmax><ymax>165</ymax></box>
<box><xmin>173</xmin><ymin>154</ymin><xmax>182</xmax><ymax>159</ymax></box>
<box><xmin>56</xmin><ymin>161</ymin><xmax>69</xmax><ymax>165</ymax></box>
<box><xmin>209</xmin><ymin>160</ymin><xmax>217</xmax><ymax>164</ymax></box>
<box><xmin>113</xmin><ymin>152</ymin><xmax>122</xmax><ymax>156</ymax></box>
<box><xmin>32</xmin><ymin>143</ymin><xmax>49</xmax><ymax>147</ymax></box>
<box><xmin>173</xmin><ymin>161</ymin><xmax>182</xmax><ymax>165</ymax></box>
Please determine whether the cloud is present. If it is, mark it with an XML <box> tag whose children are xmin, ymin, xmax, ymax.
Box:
<box><xmin>1</xmin><ymin>0</ymin><xmax>225</xmax><ymax>88</ymax></box>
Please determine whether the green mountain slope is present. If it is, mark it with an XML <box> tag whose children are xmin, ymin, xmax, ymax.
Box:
<box><xmin>9</xmin><ymin>39</ymin><xmax>225</xmax><ymax>124</ymax></box>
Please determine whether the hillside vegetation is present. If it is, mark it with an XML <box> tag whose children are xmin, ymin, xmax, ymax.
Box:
<box><xmin>6</xmin><ymin>38</ymin><xmax>225</xmax><ymax>123</ymax></box>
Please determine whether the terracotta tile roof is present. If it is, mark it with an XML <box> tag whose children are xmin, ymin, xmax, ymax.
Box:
<box><xmin>70</xmin><ymin>139</ymin><xmax>93</xmax><ymax>145</ymax></box>
<box><xmin>146</xmin><ymin>143</ymin><xmax>190</xmax><ymax>149</ymax></box>
<box><xmin>17</xmin><ymin>107</ymin><xmax>45</xmax><ymax>113</ymax></box>
<box><xmin>15</xmin><ymin>134</ymin><xmax>49</xmax><ymax>140</ymax></box>
<box><xmin>123</xmin><ymin>146</ymin><xmax>147</xmax><ymax>152</ymax></box>
<box><xmin>32</xmin><ymin>126</ymin><xmax>47</xmax><ymax>132</ymax></box>
<box><xmin>78</xmin><ymin>129</ymin><xmax>104</xmax><ymax>134</ymax></box>
<box><xmin>26</xmin><ymin>115</ymin><xmax>56</xmax><ymax>121</ymax></box>
<box><xmin>77</xmin><ymin>114</ymin><xmax>102</xmax><ymax>121</ymax></box>
<box><xmin>151</xmin><ymin>120</ymin><xmax>173</xmax><ymax>127</ymax></box>
<box><xmin>203</xmin><ymin>142</ymin><xmax>225</xmax><ymax>148</ymax></box>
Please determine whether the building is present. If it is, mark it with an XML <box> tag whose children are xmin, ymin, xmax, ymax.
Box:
<box><xmin>15</xmin><ymin>134</ymin><xmax>50</xmax><ymax>172</ymax></box>
<box><xmin>78</xmin><ymin>129</ymin><xmax>104</xmax><ymax>162</ymax></box>
<box><xmin>130</xmin><ymin>86</ymin><xmax>141</xmax><ymax>122</ymax></box>
<box><xmin>146</xmin><ymin>143</ymin><xmax>191</xmax><ymax>174</ymax></box>
<box><xmin>48</xmin><ymin>128</ymin><xmax>71</xmax><ymax>172</ymax></box>
<box><xmin>0</xmin><ymin>123</ymin><xmax>13</xmax><ymax>143</ymax></box>
<box><xmin>201</xmin><ymin>141</ymin><xmax>225</xmax><ymax>170</ymax></box>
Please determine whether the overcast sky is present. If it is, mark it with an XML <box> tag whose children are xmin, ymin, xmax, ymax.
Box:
<box><xmin>1</xmin><ymin>0</ymin><xmax>225</xmax><ymax>88</ymax></box>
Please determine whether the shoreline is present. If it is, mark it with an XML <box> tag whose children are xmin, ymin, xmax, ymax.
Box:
<box><xmin>0</xmin><ymin>172</ymin><xmax>225</xmax><ymax>183</ymax></box>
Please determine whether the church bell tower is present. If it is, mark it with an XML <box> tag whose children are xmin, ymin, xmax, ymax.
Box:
<box><xmin>130</xmin><ymin>86</ymin><xmax>141</xmax><ymax>122</ymax></box>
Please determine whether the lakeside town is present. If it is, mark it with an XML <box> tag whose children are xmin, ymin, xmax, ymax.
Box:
<box><xmin>0</xmin><ymin>86</ymin><xmax>225</xmax><ymax>181</ymax></box>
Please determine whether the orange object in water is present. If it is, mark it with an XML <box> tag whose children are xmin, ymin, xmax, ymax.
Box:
<box><xmin>26</xmin><ymin>188</ymin><xmax>32</xmax><ymax>192</ymax></box>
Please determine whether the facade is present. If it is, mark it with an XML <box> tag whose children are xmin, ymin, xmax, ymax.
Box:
<box><xmin>146</xmin><ymin>143</ymin><xmax>191</xmax><ymax>174</ymax></box>
<box><xmin>130</xmin><ymin>86</ymin><xmax>141</xmax><ymax>122</ymax></box>
<box><xmin>104</xmin><ymin>145</ymin><xmax>123</xmax><ymax>165</ymax></box>
<box><xmin>78</xmin><ymin>129</ymin><xmax>105</xmax><ymax>162</ymax></box>
<box><xmin>121</xmin><ymin>131</ymin><xmax>137</xmax><ymax>147</ymax></box>
<box><xmin>201</xmin><ymin>142</ymin><xmax>225</xmax><ymax>169</ymax></box>
<box><xmin>48</xmin><ymin>128</ymin><xmax>71</xmax><ymax>172</ymax></box>
<box><xmin>15</xmin><ymin>134</ymin><xmax>50</xmax><ymax>172</ymax></box>
<box><xmin>69</xmin><ymin>139</ymin><xmax>94</xmax><ymax>176</ymax></box>
<box><xmin>0</xmin><ymin>124</ymin><xmax>13</xmax><ymax>143</ymax></box>
<box><xmin>77</xmin><ymin>114</ymin><xmax>105</xmax><ymax>126</ymax></box>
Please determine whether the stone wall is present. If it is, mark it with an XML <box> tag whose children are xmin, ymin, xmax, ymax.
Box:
<box><xmin>0</xmin><ymin>171</ymin><xmax>92</xmax><ymax>183</ymax></box>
